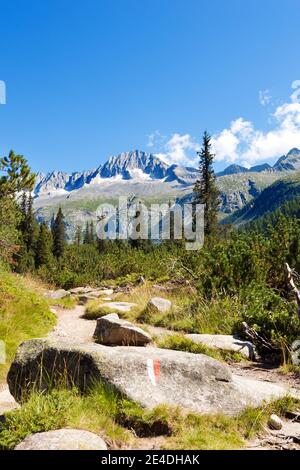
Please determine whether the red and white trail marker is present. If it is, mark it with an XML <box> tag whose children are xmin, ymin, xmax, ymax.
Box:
<box><xmin>147</xmin><ymin>358</ymin><xmax>160</xmax><ymax>386</ymax></box>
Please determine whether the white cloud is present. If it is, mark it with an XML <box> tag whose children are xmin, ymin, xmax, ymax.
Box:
<box><xmin>154</xmin><ymin>133</ymin><xmax>199</xmax><ymax>166</ymax></box>
<box><xmin>147</xmin><ymin>130</ymin><xmax>166</xmax><ymax>148</ymax></box>
<box><xmin>212</xmin><ymin>81</ymin><xmax>300</xmax><ymax>167</ymax></box>
<box><xmin>259</xmin><ymin>89</ymin><xmax>271</xmax><ymax>106</ymax></box>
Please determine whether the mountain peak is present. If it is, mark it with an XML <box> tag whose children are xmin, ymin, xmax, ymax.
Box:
<box><xmin>286</xmin><ymin>147</ymin><xmax>300</xmax><ymax>157</ymax></box>
<box><xmin>217</xmin><ymin>164</ymin><xmax>248</xmax><ymax>177</ymax></box>
<box><xmin>273</xmin><ymin>147</ymin><xmax>300</xmax><ymax>171</ymax></box>
<box><xmin>100</xmin><ymin>150</ymin><xmax>168</xmax><ymax>179</ymax></box>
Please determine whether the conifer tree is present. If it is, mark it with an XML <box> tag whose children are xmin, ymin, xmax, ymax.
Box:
<box><xmin>74</xmin><ymin>225</ymin><xmax>82</xmax><ymax>246</ymax></box>
<box><xmin>89</xmin><ymin>221</ymin><xmax>95</xmax><ymax>244</ymax></box>
<box><xmin>83</xmin><ymin>222</ymin><xmax>91</xmax><ymax>244</ymax></box>
<box><xmin>52</xmin><ymin>207</ymin><xmax>66</xmax><ymax>258</ymax></box>
<box><xmin>193</xmin><ymin>131</ymin><xmax>220</xmax><ymax>238</ymax></box>
<box><xmin>0</xmin><ymin>152</ymin><xmax>35</xmax><ymax>264</ymax></box>
<box><xmin>36</xmin><ymin>222</ymin><xmax>52</xmax><ymax>267</ymax></box>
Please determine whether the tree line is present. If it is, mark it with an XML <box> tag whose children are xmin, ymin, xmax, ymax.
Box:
<box><xmin>0</xmin><ymin>131</ymin><xmax>227</xmax><ymax>271</ymax></box>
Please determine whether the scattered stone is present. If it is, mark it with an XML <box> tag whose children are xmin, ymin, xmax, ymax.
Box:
<box><xmin>93</xmin><ymin>313</ymin><xmax>152</xmax><ymax>346</ymax></box>
<box><xmin>48</xmin><ymin>326</ymin><xmax>69</xmax><ymax>339</ymax></box>
<box><xmin>69</xmin><ymin>286</ymin><xmax>94</xmax><ymax>295</ymax></box>
<box><xmin>186</xmin><ymin>333</ymin><xmax>256</xmax><ymax>360</ymax></box>
<box><xmin>8</xmin><ymin>338</ymin><xmax>297</xmax><ymax>416</ymax></box>
<box><xmin>78</xmin><ymin>289</ymin><xmax>115</xmax><ymax>305</ymax></box>
<box><xmin>0</xmin><ymin>387</ymin><xmax>20</xmax><ymax>418</ymax></box>
<box><xmin>44</xmin><ymin>289</ymin><xmax>70</xmax><ymax>300</ymax></box>
<box><xmin>268</xmin><ymin>414</ymin><xmax>283</xmax><ymax>430</ymax></box>
<box><xmin>50</xmin><ymin>308</ymin><xmax>57</xmax><ymax>314</ymax></box>
<box><xmin>137</xmin><ymin>276</ymin><xmax>146</xmax><ymax>285</ymax></box>
<box><xmin>147</xmin><ymin>297</ymin><xmax>172</xmax><ymax>313</ymax></box>
<box><xmin>90</xmin><ymin>289</ymin><xmax>114</xmax><ymax>297</ymax></box>
<box><xmin>98</xmin><ymin>301</ymin><xmax>137</xmax><ymax>313</ymax></box>
<box><xmin>14</xmin><ymin>429</ymin><xmax>107</xmax><ymax>450</ymax></box>
<box><xmin>78</xmin><ymin>294</ymin><xmax>97</xmax><ymax>305</ymax></box>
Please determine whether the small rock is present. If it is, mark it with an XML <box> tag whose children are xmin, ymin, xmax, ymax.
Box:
<box><xmin>50</xmin><ymin>308</ymin><xmax>57</xmax><ymax>314</ymax></box>
<box><xmin>0</xmin><ymin>387</ymin><xmax>20</xmax><ymax>418</ymax></box>
<box><xmin>78</xmin><ymin>294</ymin><xmax>97</xmax><ymax>305</ymax></box>
<box><xmin>14</xmin><ymin>429</ymin><xmax>107</xmax><ymax>450</ymax></box>
<box><xmin>78</xmin><ymin>290</ymin><xmax>115</xmax><ymax>305</ymax></box>
<box><xmin>93</xmin><ymin>313</ymin><xmax>152</xmax><ymax>346</ymax></box>
<box><xmin>147</xmin><ymin>297</ymin><xmax>172</xmax><ymax>313</ymax></box>
<box><xmin>268</xmin><ymin>414</ymin><xmax>283</xmax><ymax>430</ymax></box>
<box><xmin>99</xmin><ymin>301</ymin><xmax>137</xmax><ymax>313</ymax></box>
<box><xmin>44</xmin><ymin>289</ymin><xmax>70</xmax><ymax>300</ymax></box>
<box><xmin>69</xmin><ymin>286</ymin><xmax>93</xmax><ymax>295</ymax></box>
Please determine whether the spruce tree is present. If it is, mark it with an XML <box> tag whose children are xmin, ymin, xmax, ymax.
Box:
<box><xmin>52</xmin><ymin>207</ymin><xmax>66</xmax><ymax>258</ymax></box>
<box><xmin>36</xmin><ymin>222</ymin><xmax>52</xmax><ymax>267</ymax></box>
<box><xmin>24</xmin><ymin>194</ymin><xmax>37</xmax><ymax>251</ymax></box>
<box><xmin>83</xmin><ymin>222</ymin><xmax>91</xmax><ymax>244</ymax></box>
<box><xmin>193</xmin><ymin>131</ymin><xmax>220</xmax><ymax>238</ymax></box>
<box><xmin>74</xmin><ymin>225</ymin><xmax>82</xmax><ymax>245</ymax></box>
<box><xmin>89</xmin><ymin>221</ymin><xmax>95</xmax><ymax>244</ymax></box>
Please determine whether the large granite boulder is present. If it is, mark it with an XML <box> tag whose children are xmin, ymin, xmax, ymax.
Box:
<box><xmin>147</xmin><ymin>297</ymin><xmax>172</xmax><ymax>313</ymax></box>
<box><xmin>93</xmin><ymin>313</ymin><xmax>152</xmax><ymax>346</ymax></box>
<box><xmin>7</xmin><ymin>338</ymin><xmax>294</xmax><ymax>416</ymax></box>
<box><xmin>15</xmin><ymin>429</ymin><xmax>107</xmax><ymax>450</ymax></box>
<box><xmin>186</xmin><ymin>334</ymin><xmax>256</xmax><ymax>360</ymax></box>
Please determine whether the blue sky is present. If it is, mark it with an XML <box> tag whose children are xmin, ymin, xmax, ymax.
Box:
<box><xmin>1</xmin><ymin>0</ymin><xmax>300</xmax><ymax>173</ymax></box>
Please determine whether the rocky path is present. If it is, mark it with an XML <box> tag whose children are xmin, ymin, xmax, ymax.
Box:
<box><xmin>48</xmin><ymin>305</ymin><xmax>96</xmax><ymax>343</ymax></box>
<box><xmin>0</xmin><ymin>304</ymin><xmax>96</xmax><ymax>417</ymax></box>
<box><xmin>1</xmin><ymin>290</ymin><xmax>300</xmax><ymax>450</ymax></box>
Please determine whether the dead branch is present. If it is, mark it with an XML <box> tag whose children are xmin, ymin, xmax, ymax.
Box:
<box><xmin>242</xmin><ymin>322</ymin><xmax>279</xmax><ymax>352</ymax></box>
<box><xmin>284</xmin><ymin>262</ymin><xmax>300</xmax><ymax>321</ymax></box>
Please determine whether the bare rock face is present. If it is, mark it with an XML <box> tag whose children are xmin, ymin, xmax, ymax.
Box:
<box><xmin>186</xmin><ymin>334</ymin><xmax>256</xmax><ymax>360</ymax></box>
<box><xmin>7</xmin><ymin>338</ymin><xmax>294</xmax><ymax>416</ymax></box>
<box><xmin>147</xmin><ymin>297</ymin><xmax>172</xmax><ymax>313</ymax></box>
<box><xmin>14</xmin><ymin>429</ymin><xmax>107</xmax><ymax>450</ymax></box>
<box><xmin>93</xmin><ymin>313</ymin><xmax>152</xmax><ymax>346</ymax></box>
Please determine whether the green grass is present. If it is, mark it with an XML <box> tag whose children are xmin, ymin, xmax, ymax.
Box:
<box><xmin>157</xmin><ymin>334</ymin><xmax>245</xmax><ymax>363</ymax></box>
<box><xmin>117</xmin><ymin>284</ymin><xmax>241</xmax><ymax>335</ymax></box>
<box><xmin>1</xmin><ymin>384</ymin><xmax>299</xmax><ymax>450</ymax></box>
<box><xmin>0</xmin><ymin>268</ymin><xmax>56</xmax><ymax>382</ymax></box>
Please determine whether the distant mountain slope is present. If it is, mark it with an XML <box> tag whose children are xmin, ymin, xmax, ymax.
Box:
<box><xmin>222</xmin><ymin>172</ymin><xmax>300</xmax><ymax>226</ymax></box>
<box><xmin>243</xmin><ymin>195</ymin><xmax>300</xmax><ymax>233</ymax></box>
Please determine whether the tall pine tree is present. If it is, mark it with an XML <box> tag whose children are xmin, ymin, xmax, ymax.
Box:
<box><xmin>52</xmin><ymin>207</ymin><xmax>66</xmax><ymax>258</ymax></box>
<box><xmin>193</xmin><ymin>131</ymin><xmax>220</xmax><ymax>238</ymax></box>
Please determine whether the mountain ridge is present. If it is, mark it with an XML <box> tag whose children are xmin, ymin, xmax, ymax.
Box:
<box><xmin>32</xmin><ymin>147</ymin><xmax>300</xmax><ymax>236</ymax></box>
<box><xmin>34</xmin><ymin>147</ymin><xmax>300</xmax><ymax>198</ymax></box>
